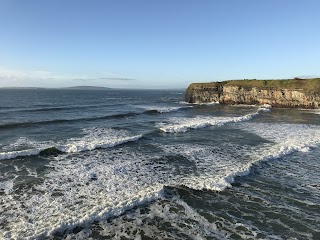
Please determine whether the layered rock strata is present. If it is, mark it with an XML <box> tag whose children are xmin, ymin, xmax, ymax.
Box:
<box><xmin>185</xmin><ymin>79</ymin><xmax>320</xmax><ymax>108</ymax></box>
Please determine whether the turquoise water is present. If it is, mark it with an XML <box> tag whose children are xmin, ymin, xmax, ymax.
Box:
<box><xmin>0</xmin><ymin>89</ymin><xmax>319</xmax><ymax>239</ymax></box>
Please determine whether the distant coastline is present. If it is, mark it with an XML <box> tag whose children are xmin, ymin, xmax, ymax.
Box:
<box><xmin>62</xmin><ymin>86</ymin><xmax>111</xmax><ymax>90</ymax></box>
<box><xmin>0</xmin><ymin>86</ymin><xmax>112</xmax><ymax>90</ymax></box>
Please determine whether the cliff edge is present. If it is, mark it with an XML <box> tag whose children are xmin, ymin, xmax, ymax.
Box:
<box><xmin>185</xmin><ymin>78</ymin><xmax>320</xmax><ymax>108</ymax></box>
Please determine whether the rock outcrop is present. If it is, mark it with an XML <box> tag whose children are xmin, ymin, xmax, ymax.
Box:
<box><xmin>185</xmin><ymin>79</ymin><xmax>320</xmax><ymax>108</ymax></box>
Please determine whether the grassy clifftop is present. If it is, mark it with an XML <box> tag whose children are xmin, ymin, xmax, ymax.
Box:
<box><xmin>188</xmin><ymin>78</ymin><xmax>320</xmax><ymax>93</ymax></box>
<box><xmin>224</xmin><ymin>78</ymin><xmax>320</xmax><ymax>93</ymax></box>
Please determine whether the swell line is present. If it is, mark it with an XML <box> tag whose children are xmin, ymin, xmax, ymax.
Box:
<box><xmin>0</xmin><ymin>105</ymin><xmax>194</xmax><ymax>130</ymax></box>
<box><xmin>0</xmin><ymin>112</ymin><xmax>138</xmax><ymax>130</ymax></box>
<box><xmin>0</xmin><ymin>103</ymin><xmax>127</xmax><ymax>114</ymax></box>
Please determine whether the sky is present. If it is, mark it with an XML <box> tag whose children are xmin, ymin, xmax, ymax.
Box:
<box><xmin>0</xmin><ymin>0</ymin><xmax>319</xmax><ymax>89</ymax></box>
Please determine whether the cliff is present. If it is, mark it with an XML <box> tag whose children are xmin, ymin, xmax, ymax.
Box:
<box><xmin>185</xmin><ymin>79</ymin><xmax>320</xmax><ymax>108</ymax></box>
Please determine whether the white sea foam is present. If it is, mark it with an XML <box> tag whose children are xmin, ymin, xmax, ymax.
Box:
<box><xmin>0</xmin><ymin>137</ymin><xmax>54</xmax><ymax>160</ymax></box>
<box><xmin>0</xmin><ymin>128</ymin><xmax>142</xmax><ymax>161</ymax></box>
<box><xmin>67</xmin><ymin>123</ymin><xmax>320</xmax><ymax>239</ymax></box>
<box><xmin>2</xmin><ymin>122</ymin><xmax>320</xmax><ymax>239</ymax></box>
<box><xmin>178</xmin><ymin>101</ymin><xmax>193</xmax><ymax>105</ymax></box>
<box><xmin>258</xmin><ymin>104</ymin><xmax>272</xmax><ymax>112</ymax></box>
<box><xmin>229</xmin><ymin>104</ymin><xmax>257</xmax><ymax>107</ymax></box>
<box><xmin>310</xmin><ymin>110</ymin><xmax>320</xmax><ymax>115</ymax></box>
<box><xmin>238</xmin><ymin>123</ymin><xmax>320</xmax><ymax>160</ymax></box>
<box><xmin>97</xmin><ymin>197</ymin><xmax>226</xmax><ymax>239</ymax></box>
<box><xmin>57</xmin><ymin>128</ymin><xmax>142</xmax><ymax>153</ymax></box>
<box><xmin>160</xmin><ymin>122</ymin><xmax>320</xmax><ymax>191</ymax></box>
<box><xmin>0</xmin><ymin>149</ymin><xmax>42</xmax><ymax>161</ymax></box>
<box><xmin>2</xmin><ymin>140</ymin><xmax>247</xmax><ymax>238</ymax></box>
<box><xmin>159</xmin><ymin>110</ymin><xmax>261</xmax><ymax>133</ymax></box>
<box><xmin>158</xmin><ymin>143</ymin><xmax>255</xmax><ymax>191</ymax></box>
<box><xmin>2</xmin><ymin>137</ymin><xmax>54</xmax><ymax>152</ymax></box>
<box><xmin>192</xmin><ymin>101</ymin><xmax>220</xmax><ymax>105</ymax></box>
<box><xmin>257</xmin><ymin>108</ymin><xmax>271</xmax><ymax>112</ymax></box>
<box><xmin>298</xmin><ymin>108</ymin><xmax>320</xmax><ymax>116</ymax></box>
<box><xmin>136</xmin><ymin>105</ymin><xmax>190</xmax><ymax>113</ymax></box>
<box><xmin>260</xmin><ymin>103</ymin><xmax>272</xmax><ymax>108</ymax></box>
<box><xmin>0</xmin><ymin>148</ymin><xmax>167</xmax><ymax>239</ymax></box>
<box><xmin>0</xmin><ymin>179</ymin><xmax>14</xmax><ymax>195</ymax></box>
<box><xmin>220</xmin><ymin>123</ymin><xmax>320</xmax><ymax>188</ymax></box>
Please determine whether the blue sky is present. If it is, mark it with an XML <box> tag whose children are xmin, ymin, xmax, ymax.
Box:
<box><xmin>0</xmin><ymin>0</ymin><xmax>319</xmax><ymax>89</ymax></box>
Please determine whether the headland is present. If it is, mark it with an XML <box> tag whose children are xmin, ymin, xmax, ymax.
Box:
<box><xmin>185</xmin><ymin>78</ymin><xmax>320</xmax><ymax>108</ymax></box>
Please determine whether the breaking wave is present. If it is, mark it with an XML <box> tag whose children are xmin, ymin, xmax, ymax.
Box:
<box><xmin>192</xmin><ymin>101</ymin><xmax>220</xmax><ymax>105</ymax></box>
<box><xmin>0</xmin><ymin>128</ymin><xmax>142</xmax><ymax>161</ymax></box>
<box><xmin>218</xmin><ymin>122</ymin><xmax>320</xmax><ymax>191</ymax></box>
<box><xmin>159</xmin><ymin>110</ymin><xmax>261</xmax><ymax>133</ymax></box>
<box><xmin>309</xmin><ymin>109</ymin><xmax>320</xmax><ymax>115</ymax></box>
<box><xmin>137</xmin><ymin>105</ymin><xmax>192</xmax><ymax>114</ymax></box>
<box><xmin>1</xmin><ymin>122</ymin><xmax>320</xmax><ymax>239</ymax></box>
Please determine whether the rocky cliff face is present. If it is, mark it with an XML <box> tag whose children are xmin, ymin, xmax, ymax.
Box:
<box><xmin>185</xmin><ymin>82</ymin><xmax>222</xmax><ymax>103</ymax></box>
<box><xmin>185</xmin><ymin>79</ymin><xmax>320</xmax><ymax>108</ymax></box>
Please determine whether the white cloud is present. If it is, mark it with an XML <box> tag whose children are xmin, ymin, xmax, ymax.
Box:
<box><xmin>0</xmin><ymin>67</ymin><xmax>137</xmax><ymax>88</ymax></box>
<box><xmin>0</xmin><ymin>67</ymin><xmax>88</xmax><ymax>81</ymax></box>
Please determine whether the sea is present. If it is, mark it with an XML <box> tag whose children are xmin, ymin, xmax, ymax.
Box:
<box><xmin>0</xmin><ymin>89</ymin><xmax>319</xmax><ymax>240</ymax></box>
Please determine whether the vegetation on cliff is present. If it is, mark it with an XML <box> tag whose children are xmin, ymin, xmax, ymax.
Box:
<box><xmin>185</xmin><ymin>78</ymin><xmax>320</xmax><ymax>108</ymax></box>
<box><xmin>187</xmin><ymin>78</ymin><xmax>320</xmax><ymax>93</ymax></box>
<box><xmin>224</xmin><ymin>78</ymin><xmax>320</xmax><ymax>93</ymax></box>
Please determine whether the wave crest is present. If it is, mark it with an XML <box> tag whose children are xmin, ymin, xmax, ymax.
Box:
<box><xmin>0</xmin><ymin>128</ymin><xmax>142</xmax><ymax>160</ymax></box>
<box><xmin>159</xmin><ymin>111</ymin><xmax>260</xmax><ymax>133</ymax></box>
<box><xmin>136</xmin><ymin>105</ymin><xmax>191</xmax><ymax>114</ymax></box>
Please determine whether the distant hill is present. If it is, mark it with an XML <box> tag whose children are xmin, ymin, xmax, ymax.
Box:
<box><xmin>63</xmin><ymin>86</ymin><xmax>112</xmax><ymax>90</ymax></box>
<box><xmin>0</xmin><ymin>86</ymin><xmax>112</xmax><ymax>90</ymax></box>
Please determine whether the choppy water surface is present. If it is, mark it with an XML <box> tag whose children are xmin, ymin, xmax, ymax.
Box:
<box><xmin>0</xmin><ymin>89</ymin><xmax>319</xmax><ymax>239</ymax></box>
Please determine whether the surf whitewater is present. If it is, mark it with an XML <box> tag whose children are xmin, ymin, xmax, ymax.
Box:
<box><xmin>0</xmin><ymin>89</ymin><xmax>319</xmax><ymax>239</ymax></box>
<box><xmin>0</xmin><ymin>128</ymin><xmax>142</xmax><ymax>161</ymax></box>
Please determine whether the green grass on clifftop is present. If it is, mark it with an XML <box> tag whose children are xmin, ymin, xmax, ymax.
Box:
<box><xmin>189</xmin><ymin>78</ymin><xmax>320</xmax><ymax>93</ymax></box>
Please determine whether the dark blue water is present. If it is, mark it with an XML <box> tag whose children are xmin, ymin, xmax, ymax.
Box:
<box><xmin>0</xmin><ymin>89</ymin><xmax>319</xmax><ymax>239</ymax></box>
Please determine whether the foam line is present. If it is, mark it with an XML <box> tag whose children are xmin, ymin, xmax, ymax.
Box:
<box><xmin>17</xmin><ymin>189</ymin><xmax>165</xmax><ymax>240</ymax></box>
<box><xmin>191</xmin><ymin>101</ymin><xmax>220</xmax><ymax>105</ymax></box>
<box><xmin>57</xmin><ymin>134</ymin><xmax>142</xmax><ymax>153</ymax></box>
<box><xmin>158</xmin><ymin>123</ymin><xmax>320</xmax><ymax>192</ymax></box>
<box><xmin>0</xmin><ymin>128</ymin><xmax>142</xmax><ymax>161</ymax></box>
<box><xmin>1</xmin><ymin>147</ymin><xmax>168</xmax><ymax>239</ymax></box>
<box><xmin>137</xmin><ymin>105</ymin><xmax>191</xmax><ymax>113</ymax></box>
<box><xmin>2</xmin><ymin>122</ymin><xmax>320</xmax><ymax>239</ymax></box>
<box><xmin>0</xmin><ymin>149</ymin><xmax>42</xmax><ymax>161</ymax></box>
<box><xmin>217</xmin><ymin>123</ymin><xmax>320</xmax><ymax>191</ymax></box>
<box><xmin>160</xmin><ymin>111</ymin><xmax>261</xmax><ymax>133</ymax></box>
<box><xmin>309</xmin><ymin>110</ymin><xmax>320</xmax><ymax>115</ymax></box>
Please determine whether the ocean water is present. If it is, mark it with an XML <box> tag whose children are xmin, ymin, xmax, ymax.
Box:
<box><xmin>0</xmin><ymin>89</ymin><xmax>319</xmax><ymax>240</ymax></box>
